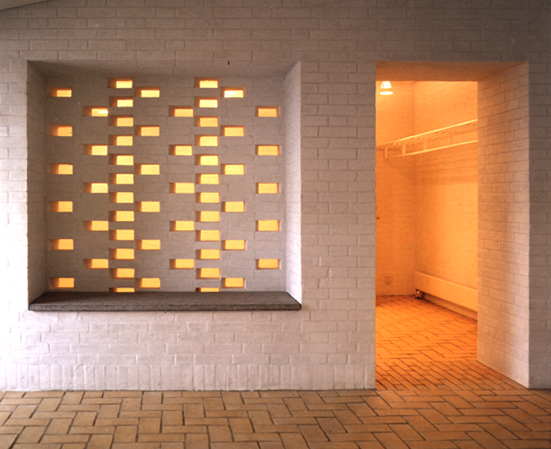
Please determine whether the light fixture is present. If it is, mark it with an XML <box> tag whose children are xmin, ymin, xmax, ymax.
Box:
<box><xmin>379</xmin><ymin>80</ymin><xmax>394</xmax><ymax>96</ymax></box>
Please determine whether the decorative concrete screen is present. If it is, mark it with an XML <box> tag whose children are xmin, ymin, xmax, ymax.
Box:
<box><xmin>46</xmin><ymin>75</ymin><xmax>285</xmax><ymax>293</ymax></box>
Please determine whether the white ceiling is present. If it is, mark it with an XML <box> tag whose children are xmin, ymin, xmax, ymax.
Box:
<box><xmin>0</xmin><ymin>0</ymin><xmax>48</xmax><ymax>11</ymax></box>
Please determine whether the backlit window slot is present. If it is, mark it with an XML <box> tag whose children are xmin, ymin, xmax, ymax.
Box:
<box><xmin>222</xmin><ymin>126</ymin><xmax>244</xmax><ymax>137</ymax></box>
<box><xmin>223</xmin><ymin>277</ymin><xmax>245</xmax><ymax>289</ymax></box>
<box><xmin>51</xmin><ymin>239</ymin><xmax>74</xmax><ymax>251</ymax></box>
<box><xmin>50</xmin><ymin>88</ymin><xmax>72</xmax><ymax>98</ymax></box>
<box><xmin>139</xmin><ymin>278</ymin><xmax>161</xmax><ymax>289</ymax></box>
<box><xmin>196</xmin><ymin>135</ymin><xmax>219</xmax><ymax>147</ymax></box>
<box><xmin>110</xmin><ymin>210</ymin><xmax>135</xmax><ymax>222</ymax></box>
<box><xmin>196</xmin><ymin>79</ymin><xmax>219</xmax><ymax>88</ymax></box>
<box><xmin>110</xmin><ymin>154</ymin><xmax>134</xmax><ymax>166</ymax></box>
<box><xmin>170</xmin><ymin>107</ymin><xmax>194</xmax><ymax>117</ymax></box>
<box><xmin>196</xmin><ymin>98</ymin><xmax>218</xmax><ymax>108</ymax></box>
<box><xmin>170</xmin><ymin>259</ymin><xmax>195</xmax><ymax>269</ymax></box>
<box><xmin>197</xmin><ymin>210</ymin><xmax>220</xmax><ymax>222</ymax></box>
<box><xmin>256</xmin><ymin>106</ymin><xmax>279</xmax><ymax>118</ymax></box>
<box><xmin>197</xmin><ymin>192</ymin><xmax>221</xmax><ymax>203</ymax></box>
<box><xmin>257</xmin><ymin>219</ymin><xmax>280</xmax><ymax>232</ymax></box>
<box><xmin>50</xmin><ymin>277</ymin><xmax>74</xmax><ymax>289</ymax></box>
<box><xmin>111</xmin><ymin>248</ymin><xmax>135</xmax><ymax>260</ymax></box>
<box><xmin>196</xmin><ymin>154</ymin><xmax>219</xmax><ymax>166</ymax></box>
<box><xmin>86</xmin><ymin>144</ymin><xmax>108</xmax><ymax>156</ymax></box>
<box><xmin>85</xmin><ymin>258</ymin><xmax>109</xmax><ymax>269</ymax></box>
<box><xmin>256</xmin><ymin>144</ymin><xmax>280</xmax><ymax>156</ymax></box>
<box><xmin>223</xmin><ymin>88</ymin><xmax>245</xmax><ymax>98</ymax></box>
<box><xmin>257</xmin><ymin>258</ymin><xmax>280</xmax><ymax>270</ymax></box>
<box><xmin>256</xmin><ymin>182</ymin><xmax>280</xmax><ymax>194</ymax></box>
<box><xmin>170</xmin><ymin>220</ymin><xmax>195</xmax><ymax>232</ymax></box>
<box><xmin>50</xmin><ymin>163</ymin><xmax>73</xmax><ymax>175</ymax></box>
<box><xmin>196</xmin><ymin>173</ymin><xmax>220</xmax><ymax>185</ymax></box>
<box><xmin>50</xmin><ymin>201</ymin><xmax>73</xmax><ymax>213</ymax></box>
<box><xmin>86</xmin><ymin>220</ymin><xmax>109</xmax><ymax>232</ymax></box>
<box><xmin>110</xmin><ymin>192</ymin><xmax>134</xmax><ymax>204</ymax></box>
<box><xmin>50</xmin><ymin>126</ymin><xmax>73</xmax><ymax>137</ymax></box>
<box><xmin>197</xmin><ymin>267</ymin><xmax>221</xmax><ymax>279</ymax></box>
<box><xmin>110</xmin><ymin>229</ymin><xmax>135</xmax><ymax>241</ymax></box>
<box><xmin>197</xmin><ymin>287</ymin><xmax>220</xmax><ymax>293</ymax></box>
<box><xmin>109</xmin><ymin>78</ymin><xmax>133</xmax><ymax>89</ymax></box>
<box><xmin>196</xmin><ymin>230</ymin><xmax>221</xmax><ymax>242</ymax></box>
<box><xmin>111</xmin><ymin>287</ymin><xmax>135</xmax><ymax>293</ymax></box>
<box><xmin>222</xmin><ymin>201</ymin><xmax>245</xmax><ymax>213</ymax></box>
<box><xmin>138</xmin><ymin>164</ymin><xmax>160</xmax><ymax>175</ymax></box>
<box><xmin>137</xmin><ymin>126</ymin><xmax>160</xmax><ymax>137</ymax></box>
<box><xmin>222</xmin><ymin>164</ymin><xmax>245</xmax><ymax>175</ymax></box>
<box><xmin>85</xmin><ymin>182</ymin><xmax>109</xmax><ymax>194</ymax></box>
<box><xmin>222</xmin><ymin>240</ymin><xmax>246</xmax><ymax>251</ymax></box>
<box><xmin>138</xmin><ymin>87</ymin><xmax>160</xmax><ymax>98</ymax></box>
<box><xmin>170</xmin><ymin>144</ymin><xmax>192</xmax><ymax>156</ymax></box>
<box><xmin>138</xmin><ymin>201</ymin><xmax>160</xmax><ymax>213</ymax></box>
<box><xmin>196</xmin><ymin>116</ymin><xmax>219</xmax><ymax>127</ymax></box>
<box><xmin>112</xmin><ymin>268</ymin><xmax>135</xmax><ymax>279</ymax></box>
<box><xmin>111</xmin><ymin>97</ymin><xmax>134</xmax><ymax>108</ymax></box>
<box><xmin>111</xmin><ymin>135</ymin><xmax>133</xmax><ymax>146</ymax></box>
<box><xmin>112</xmin><ymin>116</ymin><xmax>134</xmax><ymax>127</ymax></box>
<box><xmin>111</xmin><ymin>173</ymin><xmax>134</xmax><ymax>185</ymax></box>
<box><xmin>86</xmin><ymin>107</ymin><xmax>109</xmax><ymax>117</ymax></box>
<box><xmin>197</xmin><ymin>249</ymin><xmax>220</xmax><ymax>260</ymax></box>
<box><xmin>170</xmin><ymin>182</ymin><xmax>195</xmax><ymax>194</ymax></box>
<box><xmin>138</xmin><ymin>239</ymin><xmax>161</xmax><ymax>250</ymax></box>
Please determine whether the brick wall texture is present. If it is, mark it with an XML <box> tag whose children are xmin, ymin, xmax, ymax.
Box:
<box><xmin>0</xmin><ymin>0</ymin><xmax>549</xmax><ymax>390</ymax></box>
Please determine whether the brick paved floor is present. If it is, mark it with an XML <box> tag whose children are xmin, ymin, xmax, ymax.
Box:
<box><xmin>1</xmin><ymin>295</ymin><xmax>550</xmax><ymax>449</ymax></box>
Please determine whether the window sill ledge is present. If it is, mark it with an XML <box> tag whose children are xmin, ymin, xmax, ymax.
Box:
<box><xmin>29</xmin><ymin>291</ymin><xmax>301</xmax><ymax>312</ymax></box>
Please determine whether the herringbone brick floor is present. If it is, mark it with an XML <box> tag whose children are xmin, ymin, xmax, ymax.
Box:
<box><xmin>1</xmin><ymin>296</ymin><xmax>550</xmax><ymax>449</ymax></box>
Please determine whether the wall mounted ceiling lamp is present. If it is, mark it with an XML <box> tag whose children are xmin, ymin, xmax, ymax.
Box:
<box><xmin>379</xmin><ymin>80</ymin><xmax>394</xmax><ymax>95</ymax></box>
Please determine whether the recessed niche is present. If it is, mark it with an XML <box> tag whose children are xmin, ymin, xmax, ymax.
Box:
<box><xmin>138</xmin><ymin>239</ymin><xmax>161</xmax><ymax>250</ymax></box>
<box><xmin>256</xmin><ymin>144</ymin><xmax>280</xmax><ymax>156</ymax></box>
<box><xmin>137</xmin><ymin>126</ymin><xmax>160</xmax><ymax>137</ymax></box>
<box><xmin>197</xmin><ymin>287</ymin><xmax>220</xmax><ymax>293</ymax></box>
<box><xmin>223</xmin><ymin>277</ymin><xmax>245</xmax><ymax>289</ymax></box>
<box><xmin>112</xmin><ymin>268</ymin><xmax>135</xmax><ymax>279</ymax></box>
<box><xmin>170</xmin><ymin>107</ymin><xmax>194</xmax><ymax>117</ymax></box>
<box><xmin>223</xmin><ymin>88</ymin><xmax>245</xmax><ymax>98</ymax></box>
<box><xmin>196</xmin><ymin>116</ymin><xmax>219</xmax><ymax>127</ymax></box>
<box><xmin>197</xmin><ymin>229</ymin><xmax>221</xmax><ymax>241</ymax></box>
<box><xmin>138</xmin><ymin>87</ymin><xmax>160</xmax><ymax>98</ymax></box>
<box><xmin>86</xmin><ymin>144</ymin><xmax>108</xmax><ymax>156</ymax></box>
<box><xmin>223</xmin><ymin>240</ymin><xmax>246</xmax><ymax>251</ymax></box>
<box><xmin>256</xmin><ymin>182</ymin><xmax>280</xmax><ymax>194</ymax></box>
<box><xmin>197</xmin><ymin>249</ymin><xmax>221</xmax><ymax>260</ymax></box>
<box><xmin>197</xmin><ymin>210</ymin><xmax>220</xmax><ymax>222</ymax></box>
<box><xmin>197</xmin><ymin>267</ymin><xmax>221</xmax><ymax>279</ymax></box>
<box><xmin>86</xmin><ymin>220</ymin><xmax>109</xmax><ymax>232</ymax></box>
<box><xmin>138</xmin><ymin>164</ymin><xmax>160</xmax><ymax>175</ymax></box>
<box><xmin>112</xmin><ymin>116</ymin><xmax>134</xmax><ymax>127</ymax></box>
<box><xmin>111</xmin><ymin>248</ymin><xmax>135</xmax><ymax>260</ymax></box>
<box><xmin>196</xmin><ymin>173</ymin><xmax>220</xmax><ymax>185</ymax></box>
<box><xmin>86</xmin><ymin>107</ymin><xmax>109</xmax><ymax>117</ymax></box>
<box><xmin>110</xmin><ymin>229</ymin><xmax>135</xmax><ymax>241</ymax></box>
<box><xmin>109</xmin><ymin>78</ymin><xmax>133</xmax><ymax>89</ymax></box>
<box><xmin>51</xmin><ymin>239</ymin><xmax>74</xmax><ymax>251</ymax></box>
<box><xmin>170</xmin><ymin>145</ymin><xmax>193</xmax><ymax>156</ymax></box>
<box><xmin>110</xmin><ymin>210</ymin><xmax>135</xmax><ymax>222</ymax></box>
<box><xmin>196</xmin><ymin>154</ymin><xmax>219</xmax><ymax>166</ymax></box>
<box><xmin>170</xmin><ymin>182</ymin><xmax>195</xmax><ymax>194</ymax></box>
<box><xmin>50</xmin><ymin>277</ymin><xmax>74</xmax><ymax>289</ymax></box>
<box><xmin>111</xmin><ymin>173</ymin><xmax>134</xmax><ymax>185</ymax></box>
<box><xmin>138</xmin><ymin>201</ymin><xmax>161</xmax><ymax>213</ymax></box>
<box><xmin>50</xmin><ymin>163</ymin><xmax>73</xmax><ymax>175</ymax></box>
<box><xmin>196</xmin><ymin>79</ymin><xmax>219</xmax><ymax>88</ymax></box>
<box><xmin>222</xmin><ymin>164</ymin><xmax>245</xmax><ymax>175</ymax></box>
<box><xmin>139</xmin><ymin>278</ymin><xmax>161</xmax><ymax>289</ymax></box>
<box><xmin>111</xmin><ymin>192</ymin><xmax>134</xmax><ymax>203</ymax></box>
<box><xmin>171</xmin><ymin>259</ymin><xmax>195</xmax><ymax>269</ymax></box>
<box><xmin>257</xmin><ymin>258</ymin><xmax>280</xmax><ymax>270</ymax></box>
<box><xmin>223</xmin><ymin>201</ymin><xmax>245</xmax><ymax>213</ymax></box>
<box><xmin>256</xmin><ymin>106</ymin><xmax>279</xmax><ymax>118</ymax></box>
<box><xmin>111</xmin><ymin>154</ymin><xmax>134</xmax><ymax>166</ymax></box>
<box><xmin>85</xmin><ymin>182</ymin><xmax>109</xmax><ymax>194</ymax></box>
<box><xmin>50</xmin><ymin>87</ymin><xmax>72</xmax><ymax>98</ymax></box>
<box><xmin>257</xmin><ymin>219</ymin><xmax>280</xmax><ymax>232</ymax></box>
<box><xmin>196</xmin><ymin>98</ymin><xmax>218</xmax><ymax>108</ymax></box>
<box><xmin>222</xmin><ymin>126</ymin><xmax>245</xmax><ymax>137</ymax></box>
<box><xmin>50</xmin><ymin>125</ymin><xmax>72</xmax><ymax>137</ymax></box>
<box><xmin>111</xmin><ymin>287</ymin><xmax>135</xmax><ymax>293</ymax></box>
<box><xmin>85</xmin><ymin>258</ymin><xmax>109</xmax><ymax>269</ymax></box>
<box><xmin>50</xmin><ymin>201</ymin><xmax>73</xmax><ymax>213</ymax></box>
<box><xmin>196</xmin><ymin>135</ymin><xmax>219</xmax><ymax>147</ymax></box>
<box><xmin>197</xmin><ymin>192</ymin><xmax>220</xmax><ymax>203</ymax></box>
<box><xmin>111</xmin><ymin>97</ymin><xmax>134</xmax><ymax>108</ymax></box>
<box><xmin>111</xmin><ymin>135</ymin><xmax>133</xmax><ymax>146</ymax></box>
<box><xmin>171</xmin><ymin>220</ymin><xmax>195</xmax><ymax>232</ymax></box>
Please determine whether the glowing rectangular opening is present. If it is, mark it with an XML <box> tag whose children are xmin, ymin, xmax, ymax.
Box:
<box><xmin>222</xmin><ymin>126</ymin><xmax>244</xmax><ymax>137</ymax></box>
<box><xmin>137</xmin><ymin>126</ymin><xmax>160</xmax><ymax>137</ymax></box>
<box><xmin>50</xmin><ymin>88</ymin><xmax>72</xmax><ymax>98</ymax></box>
<box><xmin>197</xmin><ymin>267</ymin><xmax>221</xmax><ymax>279</ymax></box>
<box><xmin>51</xmin><ymin>163</ymin><xmax>73</xmax><ymax>175</ymax></box>
<box><xmin>197</xmin><ymin>192</ymin><xmax>220</xmax><ymax>203</ymax></box>
<box><xmin>138</xmin><ymin>164</ymin><xmax>160</xmax><ymax>175</ymax></box>
<box><xmin>112</xmin><ymin>116</ymin><xmax>134</xmax><ymax>127</ymax></box>
<box><xmin>196</xmin><ymin>154</ymin><xmax>219</xmax><ymax>166</ymax></box>
<box><xmin>257</xmin><ymin>219</ymin><xmax>280</xmax><ymax>232</ymax></box>
<box><xmin>223</xmin><ymin>88</ymin><xmax>245</xmax><ymax>98</ymax></box>
<box><xmin>50</xmin><ymin>277</ymin><xmax>74</xmax><ymax>289</ymax></box>
<box><xmin>170</xmin><ymin>182</ymin><xmax>195</xmax><ymax>194</ymax></box>
<box><xmin>86</xmin><ymin>220</ymin><xmax>109</xmax><ymax>232</ymax></box>
<box><xmin>138</xmin><ymin>87</ymin><xmax>160</xmax><ymax>98</ymax></box>
<box><xmin>112</xmin><ymin>268</ymin><xmax>135</xmax><ymax>279</ymax></box>
<box><xmin>138</xmin><ymin>201</ymin><xmax>160</xmax><ymax>213</ymax></box>
<box><xmin>197</xmin><ymin>230</ymin><xmax>221</xmax><ymax>241</ymax></box>
<box><xmin>86</xmin><ymin>144</ymin><xmax>108</xmax><ymax>156</ymax></box>
<box><xmin>110</xmin><ymin>79</ymin><xmax>133</xmax><ymax>89</ymax></box>
<box><xmin>111</xmin><ymin>154</ymin><xmax>134</xmax><ymax>166</ymax></box>
<box><xmin>87</xmin><ymin>107</ymin><xmax>109</xmax><ymax>117</ymax></box>
<box><xmin>223</xmin><ymin>201</ymin><xmax>245</xmax><ymax>213</ymax></box>
<box><xmin>256</xmin><ymin>106</ymin><xmax>279</xmax><ymax>118</ymax></box>
<box><xmin>170</xmin><ymin>107</ymin><xmax>194</xmax><ymax>117</ymax></box>
<box><xmin>223</xmin><ymin>240</ymin><xmax>246</xmax><ymax>251</ymax></box>
<box><xmin>196</xmin><ymin>98</ymin><xmax>218</xmax><ymax>108</ymax></box>
<box><xmin>111</xmin><ymin>287</ymin><xmax>135</xmax><ymax>293</ymax></box>
<box><xmin>171</xmin><ymin>259</ymin><xmax>195</xmax><ymax>269</ymax></box>
<box><xmin>85</xmin><ymin>258</ymin><xmax>109</xmax><ymax>269</ymax></box>
<box><xmin>110</xmin><ymin>210</ymin><xmax>135</xmax><ymax>222</ymax></box>
<box><xmin>112</xmin><ymin>173</ymin><xmax>134</xmax><ymax>185</ymax></box>
<box><xmin>111</xmin><ymin>192</ymin><xmax>134</xmax><ymax>203</ymax></box>
<box><xmin>139</xmin><ymin>278</ymin><xmax>161</xmax><ymax>289</ymax></box>
<box><xmin>197</xmin><ymin>210</ymin><xmax>220</xmax><ymax>222</ymax></box>
<box><xmin>171</xmin><ymin>220</ymin><xmax>195</xmax><ymax>232</ymax></box>
<box><xmin>51</xmin><ymin>201</ymin><xmax>73</xmax><ymax>213</ymax></box>
<box><xmin>196</xmin><ymin>79</ymin><xmax>219</xmax><ymax>88</ymax></box>
<box><xmin>110</xmin><ymin>229</ymin><xmax>135</xmax><ymax>241</ymax></box>
<box><xmin>222</xmin><ymin>164</ymin><xmax>245</xmax><ymax>175</ymax></box>
<box><xmin>51</xmin><ymin>126</ymin><xmax>73</xmax><ymax>137</ymax></box>
<box><xmin>223</xmin><ymin>277</ymin><xmax>245</xmax><ymax>289</ymax></box>
<box><xmin>257</xmin><ymin>258</ymin><xmax>280</xmax><ymax>270</ymax></box>
<box><xmin>86</xmin><ymin>182</ymin><xmax>109</xmax><ymax>194</ymax></box>
<box><xmin>256</xmin><ymin>145</ymin><xmax>280</xmax><ymax>156</ymax></box>
<box><xmin>196</xmin><ymin>135</ymin><xmax>219</xmax><ymax>147</ymax></box>
<box><xmin>112</xmin><ymin>135</ymin><xmax>133</xmax><ymax>146</ymax></box>
<box><xmin>51</xmin><ymin>239</ymin><xmax>74</xmax><ymax>251</ymax></box>
<box><xmin>257</xmin><ymin>182</ymin><xmax>280</xmax><ymax>194</ymax></box>
<box><xmin>197</xmin><ymin>249</ymin><xmax>220</xmax><ymax>260</ymax></box>
<box><xmin>112</xmin><ymin>97</ymin><xmax>134</xmax><ymax>108</ymax></box>
<box><xmin>196</xmin><ymin>116</ymin><xmax>219</xmax><ymax>127</ymax></box>
<box><xmin>111</xmin><ymin>248</ymin><xmax>135</xmax><ymax>260</ymax></box>
<box><xmin>170</xmin><ymin>145</ymin><xmax>192</xmax><ymax>156</ymax></box>
<box><xmin>197</xmin><ymin>287</ymin><xmax>219</xmax><ymax>293</ymax></box>
<box><xmin>138</xmin><ymin>239</ymin><xmax>161</xmax><ymax>250</ymax></box>
<box><xmin>197</xmin><ymin>173</ymin><xmax>220</xmax><ymax>185</ymax></box>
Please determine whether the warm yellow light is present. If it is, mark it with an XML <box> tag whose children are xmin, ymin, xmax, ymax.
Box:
<box><xmin>170</xmin><ymin>182</ymin><xmax>195</xmax><ymax>194</ymax></box>
<box><xmin>223</xmin><ymin>277</ymin><xmax>245</xmax><ymax>289</ymax></box>
<box><xmin>197</xmin><ymin>267</ymin><xmax>221</xmax><ymax>279</ymax></box>
<box><xmin>379</xmin><ymin>81</ymin><xmax>394</xmax><ymax>96</ymax></box>
<box><xmin>256</xmin><ymin>145</ymin><xmax>280</xmax><ymax>156</ymax></box>
<box><xmin>112</xmin><ymin>97</ymin><xmax>134</xmax><ymax>108</ymax></box>
<box><xmin>51</xmin><ymin>239</ymin><xmax>74</xmax><ymax>251</ymax></box>
<box><xmin>87</xmin><ymin>144</ymin><xmax>108</xmax><ymax>156</ymax></box>
<box><xmin>170</xmin><ymin>144</ymin><xmax>193</xmax><ymax>156</ymax></box>
<box><xmin>88</xmin><ymin>107</ymin><xmax>109</xmax><ymax>117</ymax></box>
<box><xmin>138</xmin><ymin>87</ymin><xmax>160</xmax><ymax>98</ymax></box>
<box><xmin>111</xmin><ymin>287</ymin><xmax>135</xmax><ymax>293</ymax></box>
<box><xmin>137</xmin><ymin>126</ymin><xmax>160</xmax><ymax>137</ymax></box>
<box><xmin>197</xmin><ymin>249</ymin><xmax>220</xmax><ymax>260</ymax></box>
<box><xmin>197</xmin><ymin>210</ymin><xmax>220</xmax><ymax>222</ymax></box>
<box><xmin>196</xmin><ymin>154</ymin><xmax>219</xmax><ymax>166</ymax></box>
<box><xmin>171</xmin><ymin>107</ymin><xmax>194</xmax><ymax>117</ymax></box>
<box><xmin>196</xmin><ymin>79</ymin><xmax>219</xmax><ymax>88</ymax></box>
<box><xmin>222</xmin><ymin>126</ymin><xmax>244</xmax><ymax>137</ymax></box>
<box><xmin>197</xmin><ymin>230</ymin><xmax>221</xmax><ymax>241</ymax></box>
<box><xmin>196</xmin><ymin>116</ymin><xmax>219</xmax><ymax>127</ymax></box>
<box><xmin>51</xmin><ymin>163</ymin><xmax>73</xmax><ymax>175</ymax></box>
<box><xmin>138</xmin><ymin>164</ymin><xmax>160</xmax><ymax>175</ymax></box>
<box><xmin>223</xmin><ymin>201</ymin><xmax>245</xmax><ymax>213</ymax></box>
<box><xmin>138</xmin><ymin>201</ymin><xmax>160</xmax><ymax>213</ymax></box>
<box><xmin>50</xmin><ymin>88</ymin><xmax>72</xmax><ymax>98</ymax></box>
<box><xmin>171</xmin><ymin>220</ymin><xmax>195</xmax><ymax>232</ymax></box>
<box><xmin>112</xmin><ymin>268</ymin><xmax>135</xmax><ymax>279</ymax></box>
<box><xmin>223</xmin><ymin>240</ymin><xmax>246</xmax><ymax>251</ymax></box>
<box><xmin>380</xmin><ymin>91</ymin><xmax>394</xmax><ymax>96</ymax></box>
<box><xmin>111</xmin><ymin>154</ymin><xmax>134</xmax><ymax>166</ymax></box>
<box><xmin>51</xmin><ymin>126</ymin><xmax>72</xmax><ymax>137</ymax></box>
<box><xmin>86</xmin><ymin>220</ymin><xmax>109</xmax><ymax>232</ymax></box>
<box><xmin>111</xmin><ymin>192</ymin><xmax>134</xmax><ymax>203</ymax></box>
<box><xmin>85</xmin><ymin>258</ymin><xmax>109</xmax><ymax>269</ymax></box>
<box><xmin>111</xmin><ymin>248</ymin><xmax>135</xmax><ymax>260</ymax></box>
<box><xmin>110</xmin><ymin>79</ymin><xmax>133</xmax><ymax>89</ymax></box>
<box><xmin>112</xmin><ymin>135</ymin><xmax>133</xmax><ymax>146</ymax></box>
<box><xmin>223</xmin><ymin>88</ymin><xmax>245</xmax><ymax>98</ymax></box>
<box><xmin>111</xmin><ymin>210</ymin><xmax>135</xmax><ymax>222</ymax></box>
<box><xmin>171</xmin><ymin>259</ymin><xmax>195</xmax><ymax>269</ymax></box>
<box><xmin>197</xmin><ymin>287</ymin><xmax>220</xmax><ymax>293</ymax></box>
<box><xmin>257</xmin><ymin>219</ymin><xmax>280</xmax><ymax>232</ymax></box>
<box><xmin>113</xmin><ymin>116</ymin><xmax>134</xmax><ymax>127</ymax></box>
<box><xmin>256</xmin><ymin>107</ymin><xmax>279</xmax><ymax>118</ymax></box>
<box><xmin>110</xmin><ymin>229</ymin><xmax>135</xmax><ymax>241</ymax></box>
<box><xmin>51</xmin><ymin>201</ymin><xmax>73</xmax><ymax>213</ymax></box>
<box><xmin>138</xmin><ymin>239</ymin><xmax>161</xmax><ymax>250</ymax></box>
<box><xmin>222</xmin><ymin>164</ymin><xmax>245</xmax><ymax>175</ymax></box>
<box><xmin>257</xmin><ymin>258</ymin><xmax>280</xmax><ymax>270</ymax></box>
<box><xmin>197</xmin><ymin>192</ymin><xmax>220</xmax><ymax>203</ymax></box>
<box><xmin>86</xmin><ymin>182</ymin><xmax>109</xmax><ymax>194</ymax></box>
<box><xmin>381</xmin><ymin>81</ymin><xmax>393</xmax><ymax>89</ymax></box>
<box><xmin>196</xmin><ymin>98</ymin><xmax>218</xmax><ymax>108</ymax></box>
<box><xmin>196</xmin><ymin>135</ymin><xmax>219</xmax><ymax>147</ymax></box>
<box><xmin>197</xmin><ymin>173</ymin><xmax>220</xmax><ymax>185</ymax></box>
<box><xmin>139</xmin><ymin>278</ymin><xmax>161</xmax><ymax>289</ymax></box>
<box><xmin>51</xmin><ymin>277</ymin><xmax>74</xmax><ymax>289</ymax></box>
<box><xmin>256</xmin><ymin>182</ymin><xmax>279</xmax><ymax>194</ymax></box>
<box><xmin>112</xmin><ymin>173</ymin><xmax>134</xmax><ymax>185</ymax></box>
